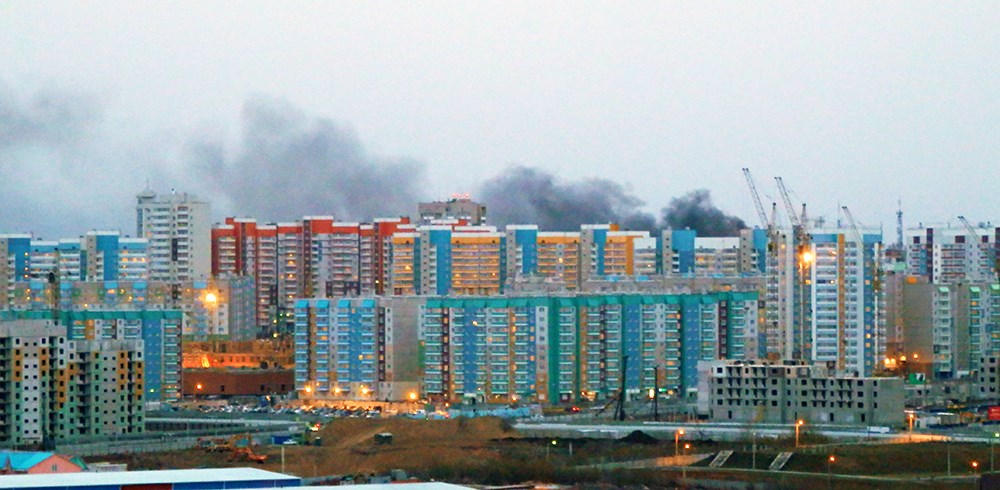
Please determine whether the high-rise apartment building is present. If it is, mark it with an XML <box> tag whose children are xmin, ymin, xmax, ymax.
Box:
<box><xmin>0</xmin><ymin>232</ymin><xmax>149</xmax><ymax>309</ymax></box>
<box><xmin>2</xmin><ymin>305</ymin><xmax>184</xmax><ymax>403</ymax></box>
<box><xmin>0</xmin><ymin>317</ymin><xmax>145</xmax><ymax>446</ymax></box>
<box><xmin>901</xmin><ymin>281</ymin><xmax>1000</xmax><ymax>380</ymax></box>
<box><xmin>505</xmin><ymin>226</ymin><xmax>581</xmax><ymax>290</ymax></box>
<box><xmin>764</xmin><ymin>227</ymin><xmax>884</xmax><ymax>376</ymax></box>
<box><xmin>660</xmin><ymin>228</ymin><xmax>767</xmax><ymax>277</ymax></box>
<box><xmin>136</xmin><ymin>190</ymin><xmax>211</xmax><ymax>283</ymax></box>
<box><xmin>294</xmin><ymin>297</ymin><xmax>422</xmax><ymax>401</ymax></box>
<box><xmin>386</xmin><ymin>225</ymin><xmax>506</xmax><ymax>296</ymax></box>
<box><xmin>212</xmin><ymin>216</ymin><xmax>411</xmax><ymax>333</ymax></box>
<box><xmin>417</xmin><ymin>196</ymin><xmax>487</xmax><ymax>225</ymax></box>
<box><xmin>905</xmin><ymin>225</ymin><xmax>1000</xmax><ymax>284</ymax></box>
<box><xmin>294</xmin><ymin>292</ymin><xmax>758</xmax><ymax>405</ymax></box>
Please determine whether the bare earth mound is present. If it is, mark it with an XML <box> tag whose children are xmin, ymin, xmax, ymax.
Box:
<box><xmin>111</xmin><ymin>416</ymin><xmax>519</xmax><ymax>478</ymax></box>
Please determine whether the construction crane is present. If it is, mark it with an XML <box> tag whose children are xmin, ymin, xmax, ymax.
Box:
<box><xmin>776</xmin><ymin>177</ymin><xmax>812</xmax><ymax>362</ymax></box>
<box><xmin>774</xmin><ymin>177</ymin><xmax>800</xmax><ymax>229</ymax></box>
<box><xmin>742</xmin><ymin>168</ymin><xmax>770</xmax><ymax>229</ymax></box>
<box><xmin>958</xmin><ymin>216</ymin><xmax>998</xmax><ymax>284</ymax></box>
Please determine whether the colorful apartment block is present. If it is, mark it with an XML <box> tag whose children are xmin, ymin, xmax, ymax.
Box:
<box><xmin>293</xmin><ymin>292</ymin><xmax>757</xmax><ymax>405</ymax></box>
<box><xmin>0</xmin><ymin>317</ymin><xmax>145</xmax><ymax>446</ymax></box>
<box><xmin>212</xmin><ymin>216</ymin><xmax>411</xmax><ymax>332</ymax></box>
<box><xmin>507</xmin><ymin>226</ymin><xmax>575</xmax><ymax>288</ymax></box>
<box><xmin>1</xmin><ymin>308</ymin><xmax>183</xmax><ymax>403</ymax></box>
<box><xmin>293</xmin><ymin>297</ymin><xmax>421</xmax><ymax>401</ymax></box>
<box><xmin>661</xmin><ymin>228</ymin><xmax>767</xmax><ymax>277</ymax></box>
<box><xmin>905</xmin><ymin>225</ymin><xmax>1000</xmax><ymax>284</ymax></box>
<box><xmin>419</xmin><ymin>293</ymin><xmax>758</xmax><ymax>404</ymax></box>
<box><xmin>0</xmin><ymin>233</ymin><xmax>149</xmax><ymax>309</ymax></box>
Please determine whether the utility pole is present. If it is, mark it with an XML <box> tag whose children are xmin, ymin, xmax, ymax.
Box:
<box><xmin>653</xmin><ymin>365</ymin><xmax>659</xmax><ymax>422</ymax></box>
<box><xmin>615</xmin><ymin>356</ymin><xmax>628</xmax><ymax>422</ymax></box>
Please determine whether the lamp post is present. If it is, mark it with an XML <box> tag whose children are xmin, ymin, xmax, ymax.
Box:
<box><xmin>795</xmin><ymin>419</ymin><xmax>805</xmax><ymax>448</ymax></box>
<box><xmin>827</xmin><ymin>455</ymin><xmax>835</xmax><ymax>490</ymax></box>
<box><xmin>993</xmin><ymin>432</ymin><xmax>999</xmax><ymax>472</ymax></box>
<box><xmin>752</xmin><ymin>431</ymin><xmax>757</xmax><ymax>470</ymax></box>
<box><xmin>947</xmin><ymin>436</ymin><xmax>952</xmax><ymax>477</ymax></box>
<box><xmin>908</xmin><ymin>413</ymin><xmax>915</xmax><ymax>441</ymax></box>
<box><xmin>675</xmin><ymin>429</ymin><xmax>685</xmax><ymax>460</ymax></box>
<box><xmin>683</xmin><ymin>443</ymin><xmax>691</xmax><ymax>480</ymax></box>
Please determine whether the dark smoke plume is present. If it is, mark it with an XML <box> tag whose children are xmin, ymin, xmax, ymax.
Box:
<box><xmin>661</xmin><ymin>189</ymin><xmax>746</xmax><ymax>236</ymax></box>
<box><xmin>479</xmin><ymin>165</ymin><xmax>656</xmax><ymax>231</ymax></box>
<box><xmin>190</xmin><ymin>97</ymin><xmax>427</xmax><ymax>221</ymax></box>
<box><xmin>0</xmin><ymin>83</ymin><xmax>145</xmax><ymax>237</ymax></box>
<box><xmin>0</xmin><ymin>83</ymin><xmax>747</xmax><ymax>239</ymax></box>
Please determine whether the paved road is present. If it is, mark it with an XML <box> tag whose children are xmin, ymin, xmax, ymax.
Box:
<box><xmin>514</xmin><ymin>421</ymin><xmax>956</xmax><ymax>443</ymax></box>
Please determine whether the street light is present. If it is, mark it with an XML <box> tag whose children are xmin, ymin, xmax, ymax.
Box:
<box><xmin>795</xmin><ymin>420</ymin><xmax>805</xmax><ymax>448</ymax></box>
<box><xmin>827</xmin><ymin>455</ymin><xmax>836</xmax><ymax>490</ymax></box>
<box><xmin>683</xmin><ymin>443</ymin><xmax>691</xmax><ymax>480</ymax></box>
<box><xmin>993</xmin><ymin>432</ymin><xmax>999</xmax><ymax>472</ymax></box>
<box><xmin>675</xmin><ymin>429</ymin><xmax>685</xmax><ymax>460</ymax></box>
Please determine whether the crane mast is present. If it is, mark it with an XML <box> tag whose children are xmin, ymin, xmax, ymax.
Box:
<box><xmin>742</xmin><ymin>167</ymin><xmax>770</xmax><ymax>229</ymax></box>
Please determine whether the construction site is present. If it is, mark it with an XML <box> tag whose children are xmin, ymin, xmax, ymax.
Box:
<box><xmin>94</xmin><ymin>415</ymin><xmax>1000</xmax><ymax>489</ymax></box>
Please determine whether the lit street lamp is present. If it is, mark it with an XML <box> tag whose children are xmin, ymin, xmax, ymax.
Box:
<box><xmin>827</xmin><ymin>455</ymin><xmax>836</xmax><ymax>490</ymax></box>
<box><xmin>795</xmin><ymin>419</ymin><xmax>805</xmax><ymax>448</ymax></box>
<box><xmin>682</xmin><ymin>443</ymin><xmax>691</xmax><ymax>479</ymax></box>
<box><xmin>675</xmin><ymin>429</ymin><xmax>685</xmax><ymax>460</ymax></box>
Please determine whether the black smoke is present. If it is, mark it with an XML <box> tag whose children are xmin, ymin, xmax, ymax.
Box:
<box><xmin>0</xmin><ymin>83</ymin><xmax>148</xmax><ymax>237</ymax></box>
<box><xmin>190</xmin><ymin>97</ymin><xmax>427</xmax><ymax>221</ymax></box>
<box><xmin>0</xmin><ymin>83</ymin><xmax>746</xmax><ymax>238</ymax></box>
<box><xmin>479</xmin><ymin>165</ymin><xmax>657</xmax><ymax>231</ymax></box>
<box><xmin>481</xmin><ymin>166</ymin><xmax>746</xmax><ymax>235</ymax></box>
<box><xmin>662</xmin><ymin>189</ymin><xmax>746</xmax><ymax>236</ymax></box>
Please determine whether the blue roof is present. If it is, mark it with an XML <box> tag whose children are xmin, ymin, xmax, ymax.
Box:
<box><xmin>0</xmin><ymin>451</ymin><xmax>54</xmax><ymax>471</ymax></box>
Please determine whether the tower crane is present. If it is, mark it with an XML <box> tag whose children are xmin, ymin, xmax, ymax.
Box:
<box><xmin>775</xmin><ymin>176</ymin><xmax>813</xmax><ymax>362</ymax></box>
<box><xmin>742</xmin><ymin>167</ymin><xmax>770</xmax><ymax>229</ymax></box>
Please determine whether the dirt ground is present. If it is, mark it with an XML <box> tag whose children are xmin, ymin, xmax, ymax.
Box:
<box><xmin>113</xmin><ymin>416</ymin><xmax>521</xmax><ymax>478</ymax></box>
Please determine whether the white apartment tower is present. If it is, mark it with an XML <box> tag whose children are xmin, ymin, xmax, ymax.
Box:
<box><xmin>136</xmin><ymin>189</ymin><xmax>211</xmax><ymax>282</ymax></box>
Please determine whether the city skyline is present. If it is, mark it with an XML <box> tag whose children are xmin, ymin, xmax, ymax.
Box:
<box><xmin>2</xmin><ymin>3</ymin><xmax>999</xmax><ymax>238</ymax></box>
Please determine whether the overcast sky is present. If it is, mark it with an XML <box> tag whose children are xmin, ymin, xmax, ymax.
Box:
<box><xmin>1</xmin><ymin>2</ymin><xmax>998</xmax><ymax>238</ymax></box>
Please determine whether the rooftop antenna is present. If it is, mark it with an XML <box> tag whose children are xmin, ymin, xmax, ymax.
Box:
<box><xmin>896</xmin><ymin>199</ymin><xmax>904</xmax><ymax>250</ymax></box>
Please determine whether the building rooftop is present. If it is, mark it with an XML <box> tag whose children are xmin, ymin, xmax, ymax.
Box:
<box><xmin>308</xmin><ymin>484</ymin><xmax>475</xmax><ymax>490</ymax></box>
<box><xmin>0</xmin><ymin>451</ymin><xmax>56</xmax><ymax>472</ymax></box>
<box><xmin>0</xmin><ymin>467</ymin><xmax>299</xmax><ymax>488</ymax></box>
